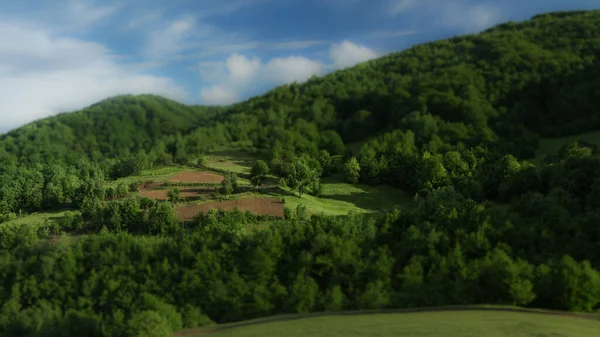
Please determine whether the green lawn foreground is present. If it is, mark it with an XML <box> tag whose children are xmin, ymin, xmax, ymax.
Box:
<box><xmin>181</xmin><ymin>309</ymin><xmax>600</xmax><ymax>337</ymax></box>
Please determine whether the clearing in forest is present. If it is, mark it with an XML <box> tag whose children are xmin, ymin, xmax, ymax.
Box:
<box><xmin>277</xmin><ymin>178</ymin><xmax>413</xmax><ymax>216</ymax></box>
<box><xmin>2</xmin><ymin>209</ymin><xmax>75</xmax><ymax>227</ymax></box>
<box><xmin>532</xmin><ymin>130</ymin><xmax>600</xmax><ymax>167</ymax></box>
<box><xmin>200</xmin><ymin>149</ymin><xmax>414</xmax><ymax>216</ymax></box>
<box><xmin>168</xmin><ymin>171</ymin><xmax>224</xmax><ymax>184</ymax></box>
<box><xmin>175</xmin><ymin>197</ymin><xmax>284</xmax><ymax>220</ymax></box>
<box><xmin>177</xmin><ymin>307</ymin><xmax>600</xmax><ymax>337</ymax></box>
<box><xmin>203</xmin><ymin>147</ymin><xmax>260</xmax><ymax>175</ymax></box>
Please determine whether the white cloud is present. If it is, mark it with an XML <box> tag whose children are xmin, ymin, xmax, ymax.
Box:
<box><xmin>263</xmin><ymin>56</ymin><xmax>325</xmax><ymax>84</ymax></box>
<box><xmin>63</xmin><ymin>0</ymin><xmax>122</xmax><ymax>30</ymax></box>
<box><xmin>226</xmin><ymin>53</ymin><xmax>261</xmax><ymax>83</ymax></box>
<box><xmin>177</xmin><ymin>40</ymin><xmax>330</xmax><ymax>60</ymax></box>
<box><xmin>197</xmin><ymin>61</ymin><xmax>228</xmax><ymax>82</ymax></box>
<box><xmin>144</xmin><ymin>15</ymin><xmax>198</xmax><ymax>60</ymax></box>
<box><xmin>0</xmin><ymin>20</ymin><xmax>186</xmax><ymax>132</ymax></box>
<box><xmin>197</xmin><ymin>40</ymin><xmax>377</xmax><ymax>105</ymax></box>
<box><xmin>329</xmin><ymin>40</ymin><xmax>377</xmax><ymax>69</ymax></box>
<box><xmin>441</xmin><ymin>3</ymin><xmax>502</xmax><ymax>32</ymax></box>
<box><xmin>127</xmin><ymin>10</ymin><xmax>163</xmax><ymax>29</ymax></box>
<box><xmin>363</xmin><ymin>29</ymin><xmax>417</xmax><ymax>39</ymax></box>
<box><xmin>390</xmin><ymin>0</ymin><xmax>416</xmax><ymax>15</ymax></box>
<box><xmin>199</xmin><ymin>85</ymin><xmax>238</xmax><ymax>105</ymax></box>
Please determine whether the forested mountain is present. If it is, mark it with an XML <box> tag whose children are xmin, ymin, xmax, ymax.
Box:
<box><xmin>219</xmin><ymin>10</ymin><xmax>600</xmax><ymax>159</ymax></box>
<box><xmin>2</xmin><ymin>11</ymin><xmax>600</xmax><ymax>168</ymax></box>
<box><xmin>1</xmin><ymin>9</ymin><xmax>600</xmax><ymax>337</ymax></box>
<box><xmin>0</xmin><ymin>95</ymin><xmax>225</xmax><ymax>167</ymax></box>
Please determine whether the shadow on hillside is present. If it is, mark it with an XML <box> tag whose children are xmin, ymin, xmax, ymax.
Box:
<box><xmin>321</xmin><ymin>187</ymin><xmax>410</xmax><ymax>212</ymax></box>
<box><xmin>482</xmin><ymin>48</ymin><xmax>600</xmax><ymax>159</ymax></box>
<box><xmin>207</xmin><ymin>149</ymin><xmax>259</xmax><ymax>171</ymax></box>
<box><xmin>259</xmin><ymin>186</ymin><xmax>297</xmax><ymax>198</ymax></box>
<box><xmin>47</xmin><ymin>215</ymin><xmax>67</xmax><ymax>223</ymax></box>
<box><xmin>39</xmin><ymin>208</ymin><xmax>77</xmax><ymax>224</ymax></box>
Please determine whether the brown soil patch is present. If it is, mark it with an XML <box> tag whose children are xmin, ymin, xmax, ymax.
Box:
<box><xmin>139</xmin><ymin>189</ymin><xmax>169</xmax><ymax>200</ymax></box>
<box><xmin>176</xmin><ymin>197</ymin><xmax>284</xmax><ymax>220</ymax></box>
<box><xmin>168</xmin><ymin>171</ymin><xmax>224</xmax><ymax>184</ymax></box>
<box><xmin>140</xmin><ymin>187</ymin><xmax>218</xmax><ymax>201</ymax></box>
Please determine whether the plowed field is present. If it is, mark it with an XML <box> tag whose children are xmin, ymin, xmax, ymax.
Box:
<box><xmin>168</xmin><ymin>171</ymin><xmax>224</xmax><ymax>183</ymax></box>
<box><xmin>139</xmin><ymin>187</ymin><xmax>217</xmax><ymax>200</ymax></box>
<box><xmin>176</xmin><ymin>197</ymin><xmax>284</xmax><ymax>220</ymax></box>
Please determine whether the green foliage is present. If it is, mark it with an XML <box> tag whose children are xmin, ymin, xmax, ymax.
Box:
<box><xmin>127</xmin><ymin>311</ymin><xmax>172</xmax><ymax>337</ymax></box>
<box><xmin>282</xmin><ymin>156</ymin><xmax>322</xmax><ymax>197</ymax></box>
<box><xmin>250</xmin><ymin>160</ymin><xmax>270</xmax><ymax>188</ymax></box>
<box><xmin>220</xmin><ymin>176</ymin><xmax>234</xmax><ymax>196</ymax></box>
<box><xmin>344</xmin><ymin>157</ymin><xmax>361</xmax><ymax>184</ymax></box>
<box><xmin>167</xmin><ymin>188</ymin><xmax>181</xmax><ymax>202</ymax></box>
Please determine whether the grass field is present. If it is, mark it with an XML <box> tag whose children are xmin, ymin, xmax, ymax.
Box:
<box><xmin>532</xmin><ymin>130</ymin><xmax>600</xmax><ymax>167</ymax></box>
<box><xmin>202</xmin><ymin>149</ymin><xmax>413</xmax><ymax>216</ymax></box>
<box><xmin>177</xmin><ymin>307</ymin><xmax>600</xmax><ymax>337</ymax></box>
<box><xmin>274</xmin><ymin>180</ymin><xmax>412</xmax><ymax>216</ymax></box>
<box><xmin>7</xmin><ymin>148</ymin><xmax>414</xmax><ymax>225</ymax></box>
<box><xmin>204</xmin><ymin>148</ymin><xmax>266</xmax><ymax>175</ymax></box>
<box><xmin>2</xmin><ymin>209</ymin><xmax>74</xmax><ymax>226</ymax></box>
<box><xmin>109</xmin><ymin>166</ymin><xmax>193</xmax><ymax>186</ymax></box>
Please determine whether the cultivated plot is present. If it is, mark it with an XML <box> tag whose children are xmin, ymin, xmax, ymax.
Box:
<box><xmin>175</xmin><ymin>197</ymin><xmax>284</xmax><ymax>220</ymax></box>
<box><xmin>168</xmin><ymin>171</ymin><xmax>224</xmax><ymax>184</ymax></box>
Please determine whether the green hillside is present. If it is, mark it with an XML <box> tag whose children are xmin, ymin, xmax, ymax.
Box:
<box><xmin>0</xmin><ymin>94</ymin><xmax>225</xmax><ymax>167</ymax></box>
<box><xmin>0</xmin><ymin>9</ymin><xmax>600</xmax><ymax>337</ymax></box>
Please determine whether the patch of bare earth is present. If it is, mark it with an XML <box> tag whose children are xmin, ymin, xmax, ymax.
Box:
<box><xmin>140</xmin><ymin>187</ymin><xmax>218</xmax><ymax>201</ymax></box>
<box><xmin>176</xmin><ymin>197</ymin><xmax>284</xmax><ymax>220</ymax></box>
<box><xmin>168</xmin><ymin>171</ymin><xmax>224</xmax><ymax>183</ymax></box>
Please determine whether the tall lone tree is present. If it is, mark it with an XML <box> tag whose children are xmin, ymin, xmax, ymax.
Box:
<box><xmin>250</xmin><ymin>160</ymin><xmax>270</xmax><ymax>189</ymax></box>
<box><xmin>344</xmin><ymin>157</ymin><xmax>361</xmax><ymax>184</ymax></box>
<box><xmin>285</xmin><ymin>157</ymin><xmax>321</xmax><ymax>198</ymax></box>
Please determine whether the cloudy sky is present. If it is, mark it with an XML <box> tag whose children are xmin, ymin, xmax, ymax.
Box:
<box><xmin>0</xmin><ymin>0</ymin><xmax>598</xmax><ymax>132</ymax></box>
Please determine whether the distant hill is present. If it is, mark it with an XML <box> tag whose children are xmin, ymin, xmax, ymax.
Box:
<box><xmin>2</xmin><ymin>9</ymin><xmax>600</xmax><ymax>166</ymax></box>
<box><xmin>0</xmin><ymin>94</ymin><xmax>225</xmax><ymax>167</ymax></box>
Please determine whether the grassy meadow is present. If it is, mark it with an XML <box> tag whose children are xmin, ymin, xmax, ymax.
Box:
<box><xmin>203</xmin><ymin>149</ymin><xmax>413</xmax><ymax>216</ymax></box>
<box><xmin>2</xmin><ymin>209</ymin><xmax>75</xmax><ymax>227</ymax></box>
<box><xmin>179</xmin><ymin>308</ymin><xmax>600</xmax><ymax>337</ymax></box>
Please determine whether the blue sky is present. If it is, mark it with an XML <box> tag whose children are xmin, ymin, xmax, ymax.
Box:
<box><xmin>0</xmin><ymin>0</ymin><xmax>598</xmax><ymax>132</ymax></box>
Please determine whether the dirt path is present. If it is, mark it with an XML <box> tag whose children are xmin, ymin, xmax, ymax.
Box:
<box><xmin>173</xmin><ymin>305</ymin><xmax>600</xmax><ymax>336</ymax></box>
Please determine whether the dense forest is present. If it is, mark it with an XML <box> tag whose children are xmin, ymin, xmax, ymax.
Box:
<box><xmin>1</xmin><ymin>9</ymin><xmax>600</xmax><ymax>337</ymax></box>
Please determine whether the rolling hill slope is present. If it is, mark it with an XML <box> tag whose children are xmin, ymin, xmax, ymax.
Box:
<box><xmin>0</xmin><ymin>94</ymin><xmax>225</xmax><ymax>167</ymax></box>
<box><xmin>2</xmin><ymin>10</ymin><xmax>600</xmax><ymax>170</ymax></box>
<box><xmin>1</xmin><ymin>9</ymin><xmax>600</xmax><ymax>337</ymax></box>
